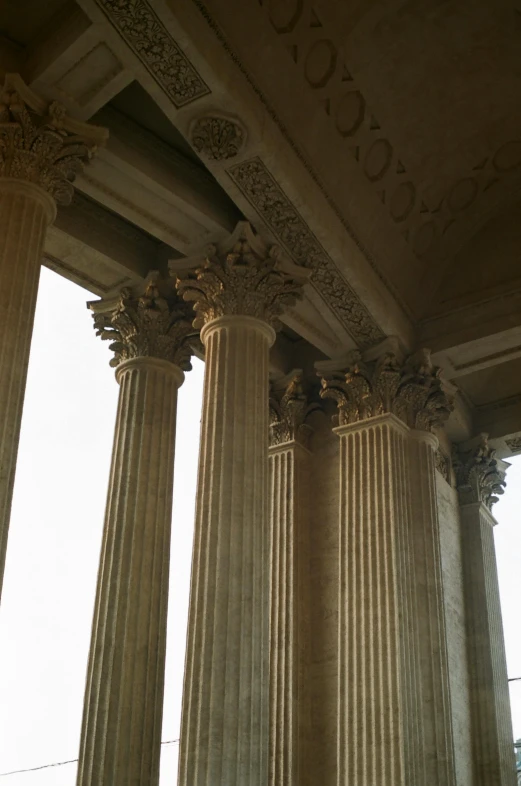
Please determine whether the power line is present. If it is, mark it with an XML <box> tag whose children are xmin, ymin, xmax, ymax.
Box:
<box><xmin>0</xmin><ymin>739</ymin><xmax>179</xmax><ymax>779</ymax></box>
<box><xmin>0</xmin><ymin>758</ymin><xmax>77</xmax><ymax>778</ymax></box>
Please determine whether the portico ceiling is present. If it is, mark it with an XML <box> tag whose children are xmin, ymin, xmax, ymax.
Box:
<box><xmin>2</xmin><ymin>0</ymin><xmax>521</xmax><ymax>447</ymax></box>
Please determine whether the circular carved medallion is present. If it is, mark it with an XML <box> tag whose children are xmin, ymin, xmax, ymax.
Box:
<box><xmin>190</xmin><ymin>116</ymin><xmax>246</xmax><ymax>161</ymax></box>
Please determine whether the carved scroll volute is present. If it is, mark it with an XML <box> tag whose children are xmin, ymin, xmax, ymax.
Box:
<box><xmin>88</xmin><ymin>272</ymin><xmax>195</xmax><ymax>370</ymax></box>
<box><xmin>318</xmin><ymin>342</ymin><xmax>454</xmax><ymax>432</ymax></box>
<box><xmin>172</xmin><ymin>221</ymin><xmax>309</xmax><ymax>331</ymax></box>
<box><xmin>0</xmin><ymin>73</ymin><xmax>107</xmax><ymax>206</ymax></box>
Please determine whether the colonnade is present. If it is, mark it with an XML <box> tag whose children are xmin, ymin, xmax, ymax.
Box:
<box><xmin>0</xmin><ymin>75</ymin><xmax>517</xmax><ymax>786</ymax></box>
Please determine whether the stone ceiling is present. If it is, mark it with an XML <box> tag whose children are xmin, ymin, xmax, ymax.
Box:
<box><xmin>2</xmin><ymin>0</ymin><xmax>521</xmax><ymax>447</ymax></box>
<box><xmin>256</xmin><ymin>0</ymin><xmax>521</xmax><ymax>313</ymax></box>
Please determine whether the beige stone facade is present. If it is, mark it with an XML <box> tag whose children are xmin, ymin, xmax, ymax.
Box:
<box><xmin>0</xmin><ymin>1</ymin><xmax>520</xmax><ymax>784</ymax></box>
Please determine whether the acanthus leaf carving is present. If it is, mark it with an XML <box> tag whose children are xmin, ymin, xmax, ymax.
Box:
<box><xmin>0</xmin><ymin>74</ymin><xmax>106</xmax><ymax>205</ymax></box>
<box><xmin>453</xmin><ymin>433</ymin><xmax>508</xmax><ymax>510</ymax></box>
<box><xmin>89</xmin><ymin>272</ymin><xmax>195</xmax><ymax>370</ymax></box>
<box><xmin>173</xmin><ymin>221</ymin><xmax>308</xmax><ymax>330</ymax></box>
<box><xmin>269</xmin><ymin>370</ymin><xmax>321</xmax><ymax>448</ymax></box>
<box><xmin>190</xmin><ymin>115</ymin><xmax>245</xmax><ymax>160</ymax></box>
<box><xmin>319</xmin><ymin>343</ymin><xmax>454</xmax><ymax>432</ymax></box>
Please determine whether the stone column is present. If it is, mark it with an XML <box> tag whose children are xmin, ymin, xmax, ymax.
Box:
<box><xmin>173</xmin><ymin>222</ymin><xmax>307</xmax><ymax>786</ymax></box>
<box><xmin>319</xmin><ymin>340</ymin><xmax>457</xmax><ymax>786</ymax></box>
<box><xmin>0</xmin><ymin>74</ymin><xmax>105</xmax><ymax>600</ymax></box>
<box><xmin>454</xmin><ymin>436</ymin><xmax>517</xmax><ymax>786</ymax></box>
<box><xmin>76</xmin><ymin>276</ymin><xmax>193</xmax><ymax>786</ymax></box>
<box><xmin>268</xmin><ymin>372</ymin><xmax>317</xmax><ymax>786</ymax></box>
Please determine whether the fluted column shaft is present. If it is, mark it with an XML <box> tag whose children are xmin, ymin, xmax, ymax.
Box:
<box><xmin>408</xmin><ymin>431</ymin><xmax>456</xmax><ymax>784</ymax></box>
<box><xmin>77</xmin><ymin>356</ymin><xmax>184</xmax><ymax>786</ymax></box>
<box><xmin>460</xmin><ymin>502</ymin><xmax>516</xmax><ymax>785</ymax></box>
<box><xmin>0</xmin><ymin>180</ymin><xmax>55</xmax><ymax>599</ymax></box>
<box><xmin>334</xmin><ymin>415</ymin><xmax>457</xmax><ymax>786</ymax></box>
<box><xmin>179</xmin><ymin>315</ymin><xmax>273</xmax><ymax>786</ymax></box>
<box><xmin>269</xmin><ymin>440</ymin><xmax>311</xmax><ymax>786</ymax></box>
<box><xmin>335</xmin><ymin>414</ymin><xmax>424</xmax><ymax>786</ymax></box>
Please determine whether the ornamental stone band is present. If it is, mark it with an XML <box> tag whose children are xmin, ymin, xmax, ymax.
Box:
<box><xmin>172</xmin><ymin>222</ymin><xmax>308</xmax><ymax>786</ymax></box>
<box><xmin>77</xmin><ymin>275</ymin><xmax>193</xmax><ymax>786</ymax></box>
<box><xmin>0</xmin><ymin>74</ymin><xmax>106</xmax><ymax>602</ymax></box>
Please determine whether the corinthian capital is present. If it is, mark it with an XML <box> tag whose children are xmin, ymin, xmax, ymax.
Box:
<box><xmin>172</xmin><ymin>221</ymin><xmax>308</xmax><ymax>330</ymax></box>
<box><xmin>453</xmin><ymin>434</ymin><xmax>508</xmax><ymax>509</ymax></box>
<box><xmin>318</xmin><ymin>340</ymin><xmax>453</xmax><ymax>432</ymax></box>
<box><xmin>88</xmin><ymin>273</ymin><xmax>195</xmax><ymax>370</ymax></box>
<box><xmin>269</xmin><ymin>371</ymin><xmax>320</xmax><ymax>448</ymax></box>
<box><xmin>0</xmin><ymin>74</ymin><xmax>107</xmax><ymax>205</ymax></box>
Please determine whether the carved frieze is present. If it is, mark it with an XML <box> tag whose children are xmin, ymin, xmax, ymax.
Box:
<box><xmin>269</xmin><ymin>370</ymin><xmax>320</xmax><ymax>448</ymax></box>
<box><xmin>319</xmin><ymin>345</ymin><xmax>453</xmax><ymax>432</ymax></box>
<box><xmin>94</xmin><ymin>0</ymin><xmax>210</xmax><ymax>106</ymax></box>
<box><xmin>174</xmin><ymin>221</ymin><xmax>307</xmax><ymax>329</ymax></box>
<box><xmin>190</xmin><ymin>115</ymin><xmax>245</xmax><ymax>160</ymax></box>
<box><xmin>89</xmin><ymin>273</ymin><xmax>194</xmax><ymax>369</ymax></box>
<box><xmin>227</xmin><ymin>157</ymin><xmax>384</xmax><ymax>347</ymax></box>
<box><xmin>453</xmin><ymin>434</ymin><xmax>507</xmax><ymax>509</ymax></box>
<box><xmin>0</xmin><ymin>74</ymin><xmax>106</xmax><ymax>205</ymax></box>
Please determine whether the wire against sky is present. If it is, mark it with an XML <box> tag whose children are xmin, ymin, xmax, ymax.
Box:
<box><xmin>0</xmin><ymin>740</ymin><xmax>180</xmax><ymax>779</ymax></box>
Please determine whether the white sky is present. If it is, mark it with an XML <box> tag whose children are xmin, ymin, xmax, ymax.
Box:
<box><xmin>0</xmin><ymin>268</ymin><xmax>520</xmax><ymax>784</ymax></box>
<box><xmin>0</xmin><ymin>269</ymin><xmax>203</xmax><ymax>784</ymax></box>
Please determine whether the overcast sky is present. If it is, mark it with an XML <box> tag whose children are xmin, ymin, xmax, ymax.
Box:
<box><xmin>0</xmin><ymin>268</ymin><xmax>519</xmax><ymax>784</ymax></box>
